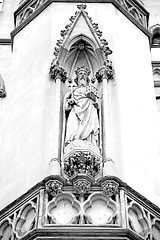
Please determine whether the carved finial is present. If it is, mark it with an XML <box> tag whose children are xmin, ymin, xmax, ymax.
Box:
<box><xmin>77</xmin><ymin>4</ymin><xmax>87</xmax><ymax>11</ymax></box>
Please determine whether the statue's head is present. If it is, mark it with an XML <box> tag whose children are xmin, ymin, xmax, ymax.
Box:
<box><xmin>74</xmin><ymin>66</ymin><xmax>90</xmax><ymax>86</ymax></box>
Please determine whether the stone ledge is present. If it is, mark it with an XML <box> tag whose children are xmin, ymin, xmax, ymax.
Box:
<box><xmin>18</xmin><ymin>227</ymin><xmax>144</xmax><ymax>240</ymax></box>
<box><xmin>0</xmin><ymin>38</ymin><xmax>11</xmax><ymax>45</ymax></box>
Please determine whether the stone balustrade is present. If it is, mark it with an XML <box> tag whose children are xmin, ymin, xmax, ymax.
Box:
<box><xmin>0</xmin><ymin>176</ymin><xmax>160</xmax><ymax>240</ymax></box>
<box><xmin>14</xmin><ymin>0</ymin><xmax>148</xmax><ymax>30</ymax></box>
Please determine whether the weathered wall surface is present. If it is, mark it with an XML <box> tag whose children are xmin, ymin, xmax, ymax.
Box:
<box><xmin>0</xmin><ymin>2</ymin><xmax>159</xmax><ymax>209</ymax></box>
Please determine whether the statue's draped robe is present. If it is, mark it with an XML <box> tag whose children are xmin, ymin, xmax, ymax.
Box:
<box><xmin>65</xmin><ymin>86</ymin><xmax>99</xmax><ymax>145</ymax></box>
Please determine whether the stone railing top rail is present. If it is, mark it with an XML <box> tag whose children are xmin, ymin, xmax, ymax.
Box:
<box><xmin>0</xmin><ymin>176</ymin><xmax>160</xmax><ymax>219</ymax></box>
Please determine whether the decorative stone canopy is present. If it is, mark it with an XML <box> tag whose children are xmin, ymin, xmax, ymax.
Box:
<box><xmin>1</xmin><ymin>175</ymin><xmax>160</xmax><ymax>239</ymax></box>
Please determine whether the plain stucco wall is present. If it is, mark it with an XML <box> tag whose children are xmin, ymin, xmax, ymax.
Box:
<box><xmin>0</xmin><ymin>2</ymin><xmax>160</xmax><ymax>209</ymax></box>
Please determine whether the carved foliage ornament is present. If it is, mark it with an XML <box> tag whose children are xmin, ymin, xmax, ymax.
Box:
<box><xmin>73</xmin><ymin>179</ymin><xmax>91</xmax><ymax>195</ymax></box>
<box><xmin>96</xmin><ymin>59</ymin><xmax>114</xmax><ymax>82</ymax></box>
<box><xmin>64</xmin><ymin>151</ymin><xmax>101</xmax><ymax>178</ymax></box>
<box><xmin>102</xmin><ymin>180</ymin><xmax>119</xmax><ymax>197</ymax></box>
<box><xmin>46</xmin><ymin>180</ymin><xmax>63</xmax><ymax>198</ymax></box>
<box><xmin>49</xmin><ymin>61</ymin><xmax>67</xmax><ymax>83</ymax></box>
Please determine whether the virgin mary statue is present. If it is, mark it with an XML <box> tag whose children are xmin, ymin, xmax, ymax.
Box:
<box><xmin>64</xmin><ymin>66</ymin><xmax>100</xmax><ymax>149</ymax></box>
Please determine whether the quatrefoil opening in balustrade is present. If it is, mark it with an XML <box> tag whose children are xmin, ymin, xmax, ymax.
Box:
<box><xmin>152</xmin><ymin>220</ymin><xmax>160</xmax><ymax>240</ymax></box>
<box><xmin>47</xmin><ymin>193</ymin><xmax>80</xmax><ymax>224</ymax></box>
<box><xmin>0</xmin><ymin>220</ymin><xmax>13</xmax><ymax>240</ymax></box>
<box><xmin>47</xmin><ymin>192</ymin><xmax>118</xmax><ymax>225</ymax></box>
<box><xmin>128</xmin><ymin>203</ymin><xmax>149</xmax><ymax>238</ymax></box>
<box><xmin>84</xmin><ymin>193</ymin><xmax>118</xmax><ymax>225</ymax></box>
<box><xmin>14</xmin><ymin>203</ymin><xmax>36</xmax><ymax>238</ymax></box>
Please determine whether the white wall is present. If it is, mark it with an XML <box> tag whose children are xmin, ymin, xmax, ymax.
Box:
<box><xmin>0</xmin><ymin>2</ymin><xmax>160</xmax><ymax>209</ymax></box>
<box><xmin>0</xmin><ymin>0</ymin><xmax>19</xmax><ymax>38</ymax></box>
<box><xmin>96</xmin><ymin>4</ymin><xmax>160</xmax><ymax>205</ymax></box>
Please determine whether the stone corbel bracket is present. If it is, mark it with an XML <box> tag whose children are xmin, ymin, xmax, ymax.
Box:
<box><xmin>72</xmin><ymin>175</ymin><xmax>93</xmax><ymax>195</ymax></box>
<box><xmin>101</xmin><ymin>180</ymin><xmax>119</xmax><ymax>198</ymax></box>
<box><xmin>46</xmin><ymin>180</ymin><xmax>63</xmax><ymax>199</ymax></box>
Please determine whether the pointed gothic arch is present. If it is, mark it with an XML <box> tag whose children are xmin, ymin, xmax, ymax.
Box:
<box><xmin>49</xmin><ymin>4</ymin><xmax>114</xmax><ymax>172</ymax></box>
<box><xmin>52</xmin><ymin>4</ymin><xmax>112</xmax><ymax>78</ymax></box>
<box><xmin>58</xmin><ymin>34</ymin><xmax>103</xmax><ymax>79</ymax></box>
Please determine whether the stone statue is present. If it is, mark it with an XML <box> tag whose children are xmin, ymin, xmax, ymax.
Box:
<box><xmin>64</xmin><ymin>66</ymin><xmax>100</xmax><ymax>149</ymax></box>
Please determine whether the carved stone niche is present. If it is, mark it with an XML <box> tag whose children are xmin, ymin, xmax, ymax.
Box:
<box><xmin>63</xmin><ymin>140</ymin><xmax>102</xmax><ymax>179</ymax></box>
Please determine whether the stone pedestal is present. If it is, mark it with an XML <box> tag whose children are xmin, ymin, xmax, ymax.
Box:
<box><xmin>63</xmin><ymin>140</ymin><xmax>102</xmax><ymax>179</ymax></box>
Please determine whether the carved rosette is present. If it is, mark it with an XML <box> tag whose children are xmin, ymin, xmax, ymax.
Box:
<box><xmin>96</xmin><ymin>60</ymin><xmax>114</xmax><ymax>82</ymax></box>
<box><xmin>46</xmin><ymin>180</ymin><xmax>63</xmax><ymax>198</ymax></box>
<box><xmin>64</xmin><ymin>151</ymin><xmax>101</xmax><ymax>178</ymax></box>
<box><xmin>101</xmin><ymin>180</ymin><xmax>119</xmax><ymax>197</ymax></box>
<box><xmin>73</xmin><ymin>179</ymin><xmax>91</xmax><ymax>195</ymax></box>
<box><xmin>49</xmin><ymin>61</ymin><xmax>67</xmax><ymax>83</ymax></box>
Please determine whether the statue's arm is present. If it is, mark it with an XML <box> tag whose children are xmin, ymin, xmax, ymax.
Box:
<box><xmin>65</xmin><ymin>92</ymin><xmax>75</xmax><ymax>111</ymax></box>
<box><xmin>92</xmin><ymin>97</ymin><xmax>100</xmax><ymax>109</ymax></box>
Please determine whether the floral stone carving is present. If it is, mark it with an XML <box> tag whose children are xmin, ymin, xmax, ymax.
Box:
<box><xmin>102</xmin><ymin>180</ymin><xmax>119</xmax><ymax>197</ymax></box>
<box><xmin>49</xmin><ymin>61</ymin><xmax>67</xmax><ymax>83</ymax></box>
<box><xmin>64</xmin><ymin>150</ymin><xmax>101</xmax><ymax>178</ymax></box>
<box><xmin>46</xmin><ymin>180</ymin><xmax>63</xmax><ymax>198</ymax></box>
<box><xmin>96</xmin><ymin>59</ymin><xmax>114</xmax><ymax>82</ymax></box>
<box><xmin>73</xmin><ymin>179</ymin><xmax>91</xmax><ymax>194</ymax></box>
